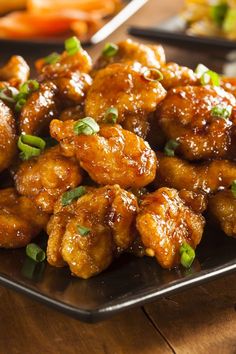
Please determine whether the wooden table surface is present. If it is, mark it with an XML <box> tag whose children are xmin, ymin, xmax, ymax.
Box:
<box><xmin>1</xmin><ymin>1</ymin><xmax>236</xmax><ymax>353</ymax></box>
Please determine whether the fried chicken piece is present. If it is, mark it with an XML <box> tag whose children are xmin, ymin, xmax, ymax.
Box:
<box><xmin>136</xmin><ymin>188</ymin><xmax>205</xmax><ymax>269</ymax></box>
<box><xmin>155</xmin><ymin>153</ymin><xmax>236</xmax><ymax>194</ymax></box>
<box><xmin>47</xmin><ymin>185</ymin><xmax>138</xmax><ymax>278</ymax></box>
<box><xmin>36</xmin><ymin>48</ymin><xmax>92</xmax><ymax>80</ymax></box>
<box><xmin>59</xmin><ymin>104</ymin><xmax>85</xmax><ymax>121</ymax></box>
<box><xmin>208</xmin><ymin>190</ymin><xmax>236</xmax><ymax>237</ymax></box>
<box><xmin>158</xmin><ymin>85</ymin><xmax>236</xmax><ymax>160</ymax></box>
<box><xmin>0</xmin><ymin>99</ymin><xmax>17</xmax><ymax>173</ymax></box>
<box><xmin>0</xmin><ymin>188</ymin><xmax>49</xmax><ymax>248</ymax></box>
<box><xmin>0</xmin><ymin>55</ymin><xmax>30</xmax><ymax>86</ymax></box>
<box><xmin>94</xmin><ymin>39</ymin><xmax>166</xmax><ymax>71</ymax></box>
<box><xmin>19</xmin><ymin>81</ymin><xmax>60</xmax><ymax>135</ymax></box>
<box><xmin>160</xmin><ymin>62</ymin><xmax>198</xmax><ymax>90</ymax></box>
<box><xmin>14</xmin><ymin>145</ymin><xmax>83</xmax><ymax>213</ymax></box>
<box><xmin>85</xmin><ymin>62</ymin><xmax>166</xmax><ymax>138</ymax></box>
<box><xmin>50</xmin><ymin>120</ymin><xmax>157</xmax><ymax>188</ymax></box>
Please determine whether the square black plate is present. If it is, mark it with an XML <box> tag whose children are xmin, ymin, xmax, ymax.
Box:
<box><xmin>129</xmin><ymin>16</ymin><xmax>236</xmax><ymax>54</ymax></box>
<box><xmin>0</xmin><ymin>226</ymin><xmax>236</xmax><ymax>323</ymax></box>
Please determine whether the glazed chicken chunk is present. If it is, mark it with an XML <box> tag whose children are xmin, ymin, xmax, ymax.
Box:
<box><xmin>0</xmin><ymin>99</ymin><xmax>17</xmax><ymax>172</ymax></box>
<box><xmin>94</xmin><ymin>39</ymin><xmax>166</xmax><ymax>71</ymax></box>
<box><xmin>14</xmin><ymin>145</ymin><xmax>83</xmax><ymax>213</ymax></box>
<box><xmin>85</xmin><ymin>62</ymin><xmax>166</xmax><ymax>138</ymax></box>
<box><xmin>136</xmin><ymin>188</ymin><xmax>205</xmax><ymax>269</ymax></box>
<box><xmin>47</xmin><ymin>185</ymin><xmax>138</xmax><ymax>279</ymax></box>
<box><xmin>0</xmin><ymin>188</ymin><xmax>49</xmax><ymax>248</ymax></box>
<box><xmin>160</xmin><ymin>62</ymin><xmax>198</xmax><ymax>90</ymax></box>
<box><xmin>0</xmin><ymin>55</ymin><xmax>30</xmax><ymax>86</ymax></box>
<box><xmin>158</xmin><ymin>85</ymin><xmax>236</xmax><ymax>160</ymax></box>
<box><xmin>155</xmin><ymin>154</ymin><xmax>236</xmax><ymax>194</ymax></box>
<box><xmin>50</xmin><ymin>120</ymin><xmax>157</xmax><ymax>188</ymax></box>
<box><xmin>209</xmin><ymin>190</ymin><xmax>236</xmax><ymax>237</ymax></box>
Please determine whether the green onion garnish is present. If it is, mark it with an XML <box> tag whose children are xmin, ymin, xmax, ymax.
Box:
<box><xmin>102</xmin><ymin>43</ymin><xmax>119</xmax><ymax>57</ymax></box>
<box><xmin>65</xmin><ymin>36</ymin><xmax>81</xmax><ymax>56</ymax></box>
<box><xmin>143</xmin><ymin>68</ymin><xmax>163</xmax><ymax>82</ymax></box>
<box><xmin>195</xmin><ymin>64</ymin><xmax>220</xmax><ymax>86</ymax></box>
<box><xmin>223</xmin><ymin>8</ymin><xmax>236</xmax><ymax>33</ymax></box>
<box><xmin>104</xmin><ymin>107</ymin><xmax>118</xmax><ymax>124</ymax></box>
<box><xmin>61</xmin><ymin>186</ymin><xmax>87</xmax><ymax>206</ymax></box>
<box><xmin>0</xmin><ymin>86</ymin><xmax>19</xmax><ymax>104</ymax></box>
<box><xmin>164</xmin><ymin>139</ymin><xmax>179</xmax><ymax>157</ymax></box>
<box><xmin>26</xmin><ymin>243</ymin><xmax>46</xmax><ymax>263</ymax></box>
<box><xmin>231</xmin><ymin>180</ymin><xmax>236</xmax><ymax>197</ymax></box>
<box><xmin>211</xmin><ymin>105</ymin><xmax>232</xmax><ymax>119</ymax></box>
<box><xmin>19</xmin><ymin>80</ymin><xmax>39</xmax><ymax>96</ymax></box>
<box><xmin>18</xmin><ymin>134</ymin><xmax>46</xmax><ymax>160</ymax></box>
<box><xmin>77</xmin><ymin>225</ymin><xmax>91</xmax><ymax>236</ymax></box>
<box><xmin>44</xmin><ymin>52</ymin><xmax>60</xmax><ymax>64</ymax></box>
<box><xmin>180</xmin><ymin>242</ymin><xmax>195</xmax><ymax>268</ymax></box>
<box><xmin>73</xmin><ymin>117</ymin><xmax>100</xmax><ymax>136</ymax></box>
<box><xmin>15</xmin><ymin>98</ymin><xmax>27</xmax><ymax>112</ymax></box>
<box><xmin>210</xmin><ymin>3</ymin><xmax>228</xmax><ymax>27</ymax></box>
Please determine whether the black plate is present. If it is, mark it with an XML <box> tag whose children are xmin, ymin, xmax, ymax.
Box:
<box><xmin>0</xmin><ymin>0</ymin><xmax>147</xmax><ymax>49</ymax></box>
<box><xmin>0</xmin><ymin>226</ymin><xmax>236</xmax><ymax>323</ymax></box>
<box><xmin>129</xmin><ymin>16</ymin><xmax>236</xmax><ymax>53</ymax></box>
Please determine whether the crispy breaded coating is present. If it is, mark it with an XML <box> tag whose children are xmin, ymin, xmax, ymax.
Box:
<box><xmin>0</xmin><ymin>188</ymin><xmax>49</xmax><ymax>248</ymax></box>
<box><xmin>136</xmin><ymin>188</ymin><xmax>205</xmax><ymax>269</ymax></box>
<box><xmin>85</xmin><ymin>62</ymin><xmax>166</xmax><ymax>138</ymax></box>
<box><xmin>160</xmin><ymin>62</ymin><xmax>198</xmax><ymax>89</ymax></box>
<box><xmin>158</xmin><ymin>85</ymin><xmax>236</xmax><ymax>160</ymax></box>
<box><xmin>0</xmin><ymin>99</ymin><xmax>17</xmax><ymax>172</ymax></box>
<box><xmin>155</xmin><ymin>153</ymin><xmax>236</xmax><ymax>194</ymax></box>
<box><xmin>47</xmin><ymin>185</ymin><xmax>138</xmax><ymax>278</ymax></box>
<box><xmin>94</xmin><ymin>39</ymin><xmax>165</xmax><ymax>70</ymax></box>
<box><xmin>0</xmin><ymin>55</ymin><xmax>30</xmax><ymax>86</ymax></box>
<box><xmin>14</xmin><ymin>145</ymin><xmax>83</xmax><ymax>213</ymax></box>
<box><xmin>209</xmin><ymin>190</ymin><xmax>236</xmax><ymax>237</ymax></box>
<box><xmin>19</xmin><ymin>81</ymin><xmax>60</xmax><ymax>135</ymax></box>
<box><xmin>50</xmin><ymin>120</ymin><xmax>157</xmax><ymax>188</ymax></box>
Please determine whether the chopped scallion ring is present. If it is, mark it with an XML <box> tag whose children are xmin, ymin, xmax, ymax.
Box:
<box><xmin>65</xmin><ymin>36</ymin><xmax>81</xmax><ymax>56</ymax></box>
<box><xmin>19</xmin><ymin>80</ymin><xmax>39</xmax><ymax>96</ymax></box>
<box><xmin>26</xmin><ymin>243</ymin><xmax>46</xmax><ymax>263</ymax></box>
<box><xmin>104</xmin><ymin>107</ymin><xmax>118</xmax><ymax>124</ymax></box>
<box><xmin>164</xmin><ymin>139</ymin><xmax>179</xmax><ymax>157</ymax></box>
<box><xmin>102</xmin><ymin>43</ymin><xmax>119</xmax><ymax>57</ymax></box>
<box><xmin>180</xmin><ymin>242</ymin><xmax>195</xmax><ymax>268</ymax></box>
<box><xmin>143</xmin><ymin>68</ymin><xmax>163</xmax><ymax>82</ymax></box>
<box><xmin>77</xmin><ymin>225</ymin><xmax>91</xmax><ymax>236</ymax></box>
<box><xmin>18</xmin><ymin>134</ymin><xmax>46</xmax><ymax>160</ymax></box>
<box><xmin>44</xmin><ymin>52</ymin><xmax>60</xmax><ymax>64</ymax></box>
<box><xmin>211</xmin><ymin>105</ymin><xmax>232</xmax><ymax>119</ymax></box>
<box><xmin>195</xmin><ymin>64</ymin><xmax>220</xmax><ymax>86</ymax></box>
<box><xmin>231</xmin><ymin>180</ymin><xmax>236</xmax><ymax>197</ymax></box>
<box><xmin>15</xmin><ymin>98</ymin><xmax>27</xmax><ymax>112</ymax></box>
<box><xmin>195</xmin><ymin>63</ymin><xmax>209</xmax><ymax>76</ymax></box>
<box><xmin>61</xmin><ymin>186</ymin><xmax>87</xmax><ymax>206</ymax></box>
<box><xmin>0</xmin><ymin>86</ymin><xmax>19</xmax><ymax>104</ymax></box>
<box><xmin>73</xmin><ymin>117</ymin><xmax>100</xmax><ymax>136</ymax></box>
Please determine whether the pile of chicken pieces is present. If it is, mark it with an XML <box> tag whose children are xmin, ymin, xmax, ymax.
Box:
<box><xmin>0</xmin><ymin>39</ymin><xmax>235</xmax><ymax>279</ymax></box>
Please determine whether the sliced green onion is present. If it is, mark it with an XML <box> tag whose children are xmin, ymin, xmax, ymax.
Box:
<box><xmin>195</xmin><ymin>64</ymin><xmax>220</xmax><ymax>86</ymax></box>
<box><xmin>223</xmin><ymin>8</ymin><xmax>236</xmax><ymax>33</ymax></box>
<box><xmin>164</xmin><ymin>139</ymin><xmax>179</xmax><ymax>157</ymax></box>
<box><xmin>18</xmin><ymin>134</ymin><xmax>46</xmax><ymax>160</ymax></box>
<box><xmin>102</xmin><ymin>43</ymin><xmax>119</xmax><ymax>57</ymax></box>
<box><xmin>231</xmin><ymin>180</ymin><xmax>236</xmax><ymax>198</ymax></box>
<box><xmin>65</xmin><ymin>36</ymin><xmax>81</xmax><ymax>56</ymax></box>
<box><xmin>210</xmin><ymin>3</ymin><xmax>228</xmax><ymax>27</ymax></box>
<box><xmin>180</xmin><ymin>242</ymin><xmax>195</xmax><ymax>268</ymax></box>
<box><xmin>211</xmin><ymin>105</ymin><xmax>232</xmax><ymax>119</ymax></box>
<box><xmin>104</xmin><ymin>107</ymin><xmax>118</xmax><ymax>124</ymax></box>
<box><xmin>15</xmin><ymin>98</ymin><xmax>27</xmax><ymax>112</ymax></box>
<box><xmin>77</xmin><ymin>225</ymin><xmax>91</xmax><ymax>236</ymax></box>
<box><xmin>0</xmin><ymin>86</ymin><xmax>19</xmax><ymax>103</ymax></box>
<box><xmin>143</xmin><ymin>68</ymin><xmax>163</xmax><ymax>82</ymax></box>
<box><xmin>26</xmin><ymin>243</ymin><xmax>46</xmax><ymax>263</ymax></box>
<box><xmin>19</xmin><ymin>80</ymin><xmax>39</xmax><ymax>96</ymax></box>
<box><xmin>44</xmin><ymin>52</ymin><xmax>60</xmax><ymax>64</ymax></box>
<box><xmin>73</xmin><ymin>117</ymin><xmax>100</xmax><ymax>136</ymax></box>
<box><xmin>61</xmin><ymin>186</ymin><xmax>87</xmax><ymax>206</ymax></box>
<box><xmin>200</xmin><ymin>70</ymin><xmax>220</xmax><ymax>86</ymax></box>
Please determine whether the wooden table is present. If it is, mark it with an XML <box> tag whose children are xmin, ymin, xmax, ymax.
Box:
<box><xmin>1</xmin><ymin>1</ymin><xmax>236</xmax><ymax>353</ymax></box>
